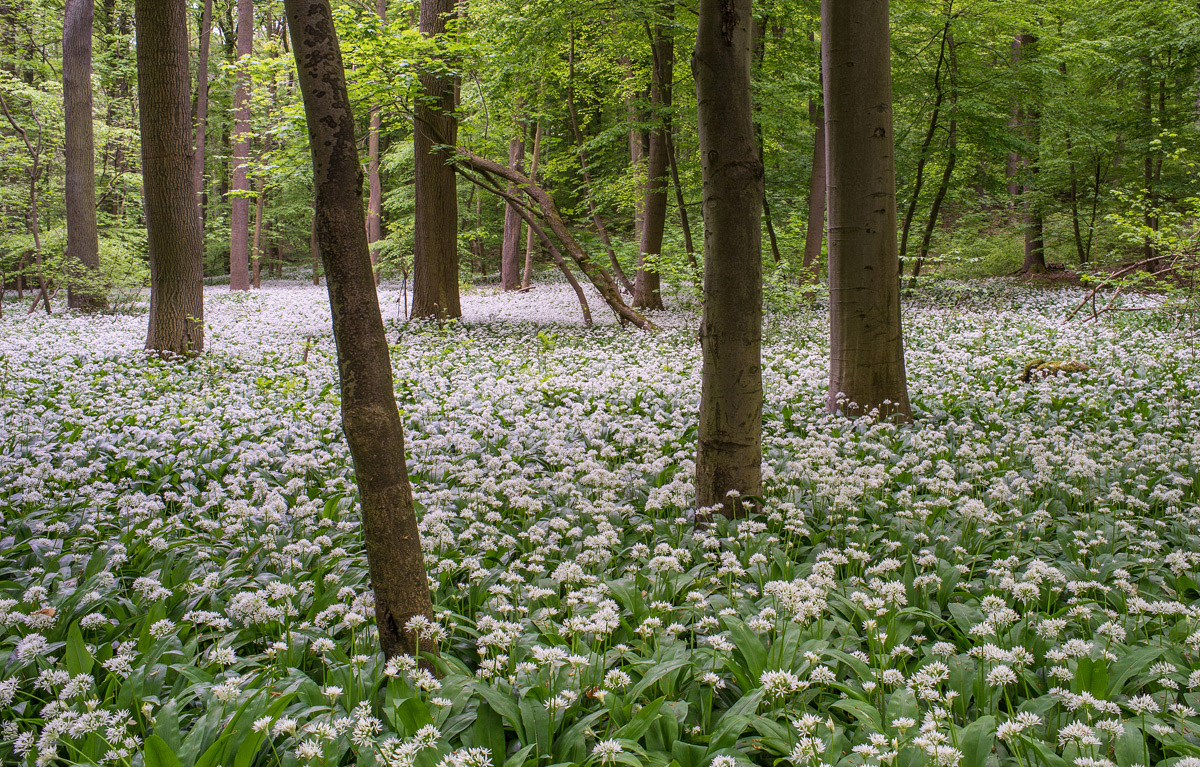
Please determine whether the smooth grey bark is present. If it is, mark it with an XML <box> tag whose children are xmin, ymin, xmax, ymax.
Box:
<box><xmin>823</xmin><ymin>0</ymin><xmax>911</xmax><ymax>420</ymax></box>
<box><xmin>365</xmin><ymin>0</ymin><xmax>384</xmax><ymax>283</ymax></box>
<box><xmin>633</xmin><ymin>5</ymin><xmax>672</xmax><ymax>311</ymax></box>
<box><xmin>693</xmin><ymin>0</ymin><xmax>763</xmax><ymax>518</ymax></box>
<box><xmin>136</xmin><ymin>0</ymin><xmax>205</xmax><ymax>354</ymax></box>
<box><xmin>283</xmin><ymin>0</ymin><xmax>436</xmax><ymax>660</ymax></box>
<box><xmin>412</xmin><ymin>0</ymin><xmax>461</xmax><ymax>319</ymax></box>
<box><xmin>64</xmin><ymin>0</ymin><xmax>104</xmax><ymax>310</ymax></box>
<box><xmin>228</xmin><ymin>0</ymin><xmax>252</xmax><ymax>291</ymax></box>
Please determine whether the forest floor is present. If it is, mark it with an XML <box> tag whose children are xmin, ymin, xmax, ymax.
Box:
<box><xmin>1</xmin><ymin>279</ymin><xmax>1199</xmax><ymax>767</ymax></box>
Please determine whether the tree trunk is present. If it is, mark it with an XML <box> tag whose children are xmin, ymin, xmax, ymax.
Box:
<box><xmin>665</xmin><ymin>128</ymin><xmax>698</xmax><ymax>278</ymax></box>
<box><xmin>693</xmin><ymin>0</ymin><xmax>763</xmax><ymax>518</ymax></box>
<box><xmin>412</xmin><ymin>0</ymin><xmax>460</xmax><ymax>319</ymax></box>
<box><xmin>633</xmin><ymin>4</ymin><xmax>672</xmax><ymax>311</ymax></box>
<box><xmin>284</xmin><ymin>0</ymin><xmax>435</xmax><ymax>661</ymax></box>
<box><xmin>801</xmin><ymin>94</ymin><xmax>826</xmax><ymax>279</ymax></box>
<box><xmin>500</xmin><ymin>126</ymin><xmax>525</xmax><ymax>290</ymax></box>
<box><xmin>750</xmin><ymin>13</ymin><xmax>781</xmax><ymax>267</ymax></box>
<box><xmin>823</xmin><ymin>0</ymin><xmax>911</xmax><ymax>421</ymax></box>
<box><xmin>229</xmin><ymin>0</ymin><xmax>252</xmax><ymax>290</ymax></box>
<box><xmin>521</xmin><ymin>119</ymin><xmax>542</xmax><ymax>288</ymax></box>
<box><xmin>136</xmin><ymin>0</ymin><xmax>205</xmax><ymax>354</ymax></box>
<box><xmin>64</xmin><ymin>0</ymin><xmax>104</xmax><ymax>310</ymax></box>
<box><xmin>1018</xmin><ymin>32</ymin><xmax>1045</xmax><ymax>274</ymax></box>
<box><xmin>365</xmin><ymin>0</ymin><xmax>384</xmax><ymax>283</ymax></box>
<box><xmin>192</xmin><ymin>0</ymin><xmax>212</xmax><ymax>204</ymax></box>
<box><xmin>252</xmin><ymin>177</ymin><xmax>264</xmax><ymax>288</ymax></box>
<box><xmin>907</xmin><ymin>57</ymin><xmax>957</xmax><ymax>292</ymax></box>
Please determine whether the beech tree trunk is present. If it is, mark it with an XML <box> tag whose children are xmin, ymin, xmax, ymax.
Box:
<box><xmin>1018</xmin><ymin>32</ymin><xmax>1046</xmax><ymax>274</ymax></box>
<box><xmin>412</xmin><ymin>0</ymin><xmax>461</xmax><ymax>319</ymax></box>
<box><xmin>693</xmin><ymin>0</ymin><xmax>763</xmax><ymax>518</ymax></box>
<box><xmin>801</xmin><ymin>94</ymin><xmax>826</xmax><ymax>279</ymax></box>
<box><xmin>64</xmin><ymin>0</ymin><xmax>104</xmax><ymax>310</ymax></box>
<box><xmin>136</xmin><ymin>0</ymin><xmax>205</xmax><ymax>354</ymax></box>
<box><xmin>823</xmin><ymin>0</ymin><xmax>911</xmax><ymax>421</ymax></box>
<box><xmin>192</xmin><ymin>0</ymin><xmax>212</xmax><ymax>204</ymax></box>
<box><xmin>365</xmin><ymin>0</ymin><xmax>384</xmax><ymax>284</ymax></box>
<box><xmin>633</xmin><ymin>5</ymin><xmax>672</xmax><ymax>311</ymax></box>
<box><xmin>665</xmin><ymin>129</ymin><xmax>698</xmax><ymax>278</ymax></box>
<box><xmin>500</xmin><ymin>127</ymin><xmax>525</xmax><ymax>290</ymax></box>
<box><xmin>521</xmin><ymin>120</ymin><xmax>542</xmax><ymax>288</ymax></box>
<box><xmin>229</xmin><ymin>0</ymin><xmax>252</xmax><ymax>290</ymax></box>
<box><xmin>283</xmin><ymin>0</ymin><xmax>435</xmax><ymax>661</ymax></box>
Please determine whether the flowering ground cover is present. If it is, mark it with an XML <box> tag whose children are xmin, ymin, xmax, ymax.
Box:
<box><xmin>2</xmin><ymin>281</ymin><xmax>1200</xmax><ymax>767</ymax></box>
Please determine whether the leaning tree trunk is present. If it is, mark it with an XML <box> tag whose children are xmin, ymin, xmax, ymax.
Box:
<box><xmin>500</xmin><ymin>125</ymin><xmax>525</xmax><ymax>291</ymax></box>
<box><xmin>693</xmin><ymin>0</ymin><xmax>763</xmax><ymax>518</ymax></box>
<box><xmin>136</xmin><ymin>0</ymin><xmax>205</xmax><ymax>354</ymax></box>
<box><xmin>412</xmin><ymin>0</ymin><xmax>461</xmax><ymax>319</ymax></box>
<box><xmin>64</xmin><ymin>0</ymin><xmax>105</xmax><ymax>310</ymax></box>
<box><xmin>633</xmin><ymin>4</ymin><xmax>672</xmax><ymax>311</ymax></box>
<box><xmin>229</xmin><ymin>0</ymin><xmax>252</xmax><ymax>290</ymax></box>
<box><xmin>283</xmin><ymin>0</ymin><xmax>436</xmax><ymax>661</ymax></box>
<box><xmin>823</xmin><ymin>0</ymin><xmax>911</xmax><ymax>421</ymax></box>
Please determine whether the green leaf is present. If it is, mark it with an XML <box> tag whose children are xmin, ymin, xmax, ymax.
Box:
<box><xmin>144</xmin><ymin>734</ymin><xmax>184</xmax><ymax>767</ymax></box>
<box><xmin>956</xmin><ymin>716</ymin><xmax>996</xmax><ymax>767</ymax></box>
<box><xmin>65</xmin><ymin>621</ymin><xmax>94</xmax><ymax>676</ymax></box>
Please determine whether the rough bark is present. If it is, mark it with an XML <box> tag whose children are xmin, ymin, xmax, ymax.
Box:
<box><xmin>823</xmin><ymin>0</ymin><xmax>911</xmax><ymax>421</ymax></box>
<box><xmin>228</xmin><ymin>0</ymin><xmax>253</xmax><ymax>291</ymax></box>
<box><xmin>192</xmin><ymin>0</ymin><xmax>212</xmax><ymax>204</ymax></box>
<box><xmin>500</xmin><ymin>126</ymin><xmax>525</xmax><ymax>290</ymax></box>
<box><xmin>283</xmin><ymin>0</ymin><xmax>435</xmax><ymax>661</ymax></box>
<box><xmin>633</xmin><ymin>6</ymin><xmax>672</xmax><ymax>311</ymax></box>
<box><xmin>365</xmin><ymin>0</ymin><xmax>384</xmax><ymax>283</ymax></box>
<box><xmin>136</xmin><ymin>0</ymin><xmax>205</xmax><ymax>354</ymax></box>
<box><xmin>693</xmin><ymin>0</ymin><xmax>763</xmax><ymax>518</ymax></box>
<box><xmin>412</xmin><ymin>0</ymin><xmax>461</xmax><ymax>319</ymax></box>
<box><xmin>521</xmin><ymin>120</ymin><xmax>542</xmax><ymax>288</ymax></box>
<box><xmin>64</xmin><ymin>0</ymin><xmax>104</xmax><ymax>310</ymax></box>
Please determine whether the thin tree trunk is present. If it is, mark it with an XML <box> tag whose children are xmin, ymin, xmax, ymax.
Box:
<box><xmin>693</xmin><ymin>0</ymin><xmax>763</xmax><ymax>518</ymax></box>
<box><xmin>823</xmin><ymin>0</ymin><xmax>911</xmax><ymax>421</ymax></box>
<box><xmin>252</xmin><ymin>177</ymin><xmax>264</xmax><ymax>288</ymax></box>
<box><xmin>1019</xmin><ymin>32</ymin><xmax>1045</xmax><ymax>274</ymax></box>
<box><xmin>284</xmin><ymin>0</ymin><xmax>435</xmax><ymax>660</ymax></box>
<box><xmin>751</xmin><ymin>13</ymin><xmax>781</xmax><ymax>266</ymax></box>
<box><xmin>64</xmin><ymin>0</ymin><xmax>104</xmax><ymax>310</ymax></box>
<box><xmin>229</xmin><ymin>0</ymin><xmax>252</xmax><ymax>290</ymax></box>
<box><xmin>521</xmin><ymin>119</ymin><xmax>542</xmax><ymax>288</ymax></box>
<box><xmin>365</xmin><ymin>0</ymin><xmax>384</xmax><ymax>284</ymax></box>
<box><xmin>633</xmin><ymin>5</ymin><xmax>672</xmax><ymax>311</ymax></box>
<box><xmin>622</xmin><ymin>56</ymin><xmax>646</xmax><ymax>247</ymax></box>
<box><xmin>136</xmin><ymin>0</ymin><xmax>205</xmax><ymax>354</ymax></box>
<box><xmin>665</xmin><ymin>128</ymin><xmax>698</xmax><ymax>278</ymax></box>
<box><xmin>500</xmin><ymin>125</ymin><xmax>525</xmax><ymax>290</ymax></box>
<box><xmin>568</xmin><ymin>29</ymin><xmax>633</xmax><ymax>293</ymax></box>
<box><xmin>509</xmin><ymin>194</ymin><xmax>591</xmax><ymax>325</ymax></box>
<box><xmin>802</xmin><ymin>92</ymin><xmax>826</xmax><ymax>279</ymax></box>
<box><xmin>311</xmin><ymin>208</ymin><xmax>319</xmax><ymax>285</ymax></box>
<box><xmin>412</xmin><ymin>0</ymin><xmax>461</xmax><ymax>319</ymax></box>
<box><xmin>0</xmin><ymin>89</ymin><xmax>52</xmax><ymax>316</ymax></box>
<box><xmin>907</xmin><ymin>35</ymin><xmax>958</xmax><ymax>292</ymax></box>
<box><xmin>192</xmin><ymin>0</ymin><xmax>212</xmax><ymax>204</ymax></box>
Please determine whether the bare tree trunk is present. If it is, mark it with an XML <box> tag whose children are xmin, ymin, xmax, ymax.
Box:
<box><xmin>64</xmin><ymin>0</ymin><xmax>104</xmax><ymax>310</ymax></box>
<box><xmin>192</xmin><ymin>0</ymin><xmax>212</xmax><ymax>204</ymax></box>
<box><xmin>907</xmin><ymin>51</ymin><xmax>957</xmax><ymax>292</ymax></box>
<box><xmin>823</xmin><ymin>0</ymin><xmax>911</xmax><ymax>421</ymax></box>
<box><xmin>521</xmin><ymin>119</ymin><xmax>542</xmax><ymax>288</ymax></box>
<box><xmin>229</xmin><ymin>0</ymin><xmax>252</xmax><ymax>290</ymax></box>
<box><xmin>284</xmin><ymin>0</ymin><xmax>435</xmax><ymax>660</ymax></box>
<box><xmin>310</xmin><ymin>209</ymin><xmax>319</xmax><ymax>285</ymax></box>
<box><xmin>136</xmin><ymin>0</ymin><xmax>205</xmax><ymax>354</ymax></box>
<box><xmin>568</xmin><ymin>29</ymin><xmax>633</xmax><ymax>293</ymax></box>
<box><xmin>365</xmin><ymin>0</ymin><xmax>384</xmax><ymax>284</ymax></box>
<box><xmin>693</xmin><ymin>0</ymin><xmax>763</xmax><ymax>518</ymax></box>
<box><xmin>665</xmin><ymin>129</ymin><xmax>698</xmax><ymax>278</ymax></box>
<box><xmin>412</xmin><ymin>0</ymin><xmax>460</xmax><ymax>319</ymax></box>
<box><xmin>252</xmin><ymin>177</ymin><xmax>264</xmax><ymax>288</ymax></box>
<box><xmin>0</xmin><ymin>80</ymin><xmax>53</xmax><ymax>316</ymax></box>
<box><xmin>633</xmin><ymin>4</ymin><xmax>672</xmax><ymax>311</ymax></box>
<box><xmin>751</xmin><ymin>13</ymin><xmax>781</xmax><ymax>266</ymax></box>
<box><xmin>1019</xmin><ymin>32</ymin><xmax>1046</xmax><ymax>274</ymax></box>
<box><xmin>622</xmin><ymin>56</ymin><xmax>646</xmax><ymax>246</ymax></box>
<box><xmin>500</xmin><ymin>125</ymin><xmax>525</xmax><ymax>290</ymax></box>
<box><xmin>801</xmin><ymin>95</ymin><xmax>826</xmax><ymax>279</ymax></box>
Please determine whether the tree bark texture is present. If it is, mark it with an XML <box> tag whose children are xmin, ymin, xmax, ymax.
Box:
<box><xmin>501</xmin><ymin>128</ymin><xmax>525</xmax><ymax>290</ymax></box>
<box><xmin>283</xmin><ymin>0</ymin><xmax>436</xmax><ymax>660</ymax></box>
<box><xmin>136</xmin><ymin>0</ymin><xmax>205</xmax><ymax>354</ymax></box>
<box><xmin>64</xmin><ymin>0</ymin><xmax>104</xmax><ymax>310</ymax></box>
<box><xmin>693</xmin><ymin>0</ymin><xmax>764</xmax><ymax>517</ymax></box>
<box><xmin>412</xmin><ymin>0</ymin><xmax>461</xmax><ymax>319</ymax></box>
<box><xmin>634</xmin><ymin>6</ymin><xmax>672</xmax><ymax>311</ymax></box>
<box><xmin>229</xmin><ymin>0</ymin><xmax>252</xmax><ymax>291</ymax></box>
<box><xmin>823</xmin><ymin>0</ymin><xmax>911</xmax><ymax>420</ymax></box>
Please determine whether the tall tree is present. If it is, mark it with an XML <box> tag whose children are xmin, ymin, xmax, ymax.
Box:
<box><xmin>365</xmin><ymin>0</ymin><xmax>384</xmax><ymax>282</ymax></box>
<box><xmin>192</xmin><ymin>0</ymin><xmax>213</xmax><ymax>206</ymax></box>
<box><xmin>823</xmin><ymin>0</ymin><xmax>910</xmax><ymax>420</ymax></box>
<box><xmin>693</xmin><ymin>0</ymin><xmax>763</xmax><ymax>517</ymax></box>
<box><xmin>63</xmin><ymin>0</ymin><xmax>104</xmax><ymax>309</ymax></box>
<box><xmin>283</xmin><ymin>0</ymin><xmax>435</xmax><ymax>659</ymax></box>
<box><xmin>633</xmin><ymin>3</ymin><xmax>672</xmax><ymax>311</ymax></box>
<box><xmin>136</xmin><ymin>0</ymin><xmax>205</xmax><ymax>354</ymax></box>
<box><xmin>229</xmin><ymin>0</ymin><xmax>253</xmax><ymax>291</ymax></box>
<box><xmin>412</xmin><ymin>0</ymin><xmax>461</xmax><ymax>319</ymax></box>
<box><xmin>500</xmin><ymin>119</ymin><xmax>525</xmax><ymax>291</ymax></box>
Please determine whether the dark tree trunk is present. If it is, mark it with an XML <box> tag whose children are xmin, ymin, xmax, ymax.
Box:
<box><xmin>64</xmin><ymin>0</ymin><xmax>104</xmax><ymax>310</ymax></box>
<box><xmin>750</xmin><ymin>13</ymin><xmax>781</xmax><ymax>266</ymax></box>
<box><xmin>284</xmin><ymin>0</ymin><xmax>435</xmax><ymax>661</ymax></box>
<box><xmin>665</xmin><ymin>128</ymin><xmax>699</xmax><ymax>279</ymax></box>
<box><xmin>365</xmin><ymin>0</ymin><xmax>384</xmax><ymax>283</ymax></box>
<box><xmin>521</xmin><ymin>120</ymin><xmax>542</xmax><ymax>288</ymax></box>
<box><xmin>802</xmin><ymin>92</ymin><xmax>826</xmax><ymax>279</ymax></box>
<box><xmin>192</xmin><ymin>0</ymin><xmax>212</xmax><ymax>205</ymax></box>
<box><xmin>1018</xmin><ymin>33</ymin><xmax>1045</xmax><ymax>274</ymax></box>
<box><xmin>412</xmin><ymin>0</ymin><xmax>460</xmax><ymax>319</ymax></box>
<box><xmin>633</xmin><ymin>4</ymin><xmax>672</xmax><ymax>311</ymax></box>
<box><xmin>693</xmin><ymin>0</ymin><xmax>763</xmax><ymax>518</ymax></box>
<box><xmin>823</xmin><ymin>0</ymin><xmax>911</xmax><ymax>421</ymax></box>
<box><xmin>229</xmin><ymin>0</ymin><xmax>252</xmax><ymax>291</ymax></box>
<box><xmin>500</xmin><ymin>127</ymin><xmax>525</xmax><ymax>290</ymax></box>
<box><xmin>136</xmin><ymin>0</ymin><xmax>205</xmax><ymax>354</ymax></box>
<box><xmin>252</xmin><ymin>176</ymin><xmax>264</xmax><ymax>288</ymax></box>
